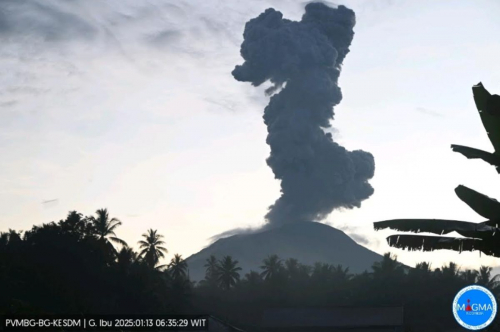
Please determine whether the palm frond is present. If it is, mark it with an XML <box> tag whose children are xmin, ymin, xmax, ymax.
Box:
<box><xmin>156</xmin><ymin>246</ymin><xmax>168</xmax><ymax>253</ymax></box>
<box><xmin>110</xmin><ymin>237</ymin><xmax>128</xmax><ymax>247</ymax></box>
<box><xmin>454</xmin><ymin>185</ymin><xmax>500</xmax><ymax>219</ymax></box>
<box><xmin>374</xmin><ymin>219</ymin><xmax>495</xmax><ymax>239</ymax></box>
<box><xmin>107</xmin><ymin>222</ymin><xmax>122</xmax><ymax>234</ymax></box>
<box><xmin>138</xmin><ymin>240</ymin><xmax>149</xmax><ymax>247</ymax></box>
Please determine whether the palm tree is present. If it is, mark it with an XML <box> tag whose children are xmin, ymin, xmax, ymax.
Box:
<box><xmin>331</xmin><ymin>264</ymin><xmax>352</xmax><ymax>282</ymax></box>
<box><xmin>260</xmin><ymin>254</ymin><xmax>283</xmax><ymax>281</ymax></box>
<box><xmin>371</xmin><ymin>253</ymin><xmax>404</xmax><ymax>278</ymax></box>
<box><xmin>138</xmin><ymin>229</ymin><xmax>168</xmax><ymax>269</ymax></box>
<box><xmin>168</xmin><ymin>254</ymin><xmax>188</xmax><ymax>279</ymax></box>
<box><xmin>89</xmin><ymin>208</ymin><xmax>127</xmax><ymax>249</ymax></box>
<box><xmin>204</xmin><ymin>255</ymin><xmax>218</xmax><ymax>284</ymax></box>
<box><xmin>285</xmin><ymin>258</ymin><xmax>299</xmax><ymax>279</ymax></box>
<box><xmin>477</xmin><ymin>266</ymin><xmax>500</xmax><ymax>291</ymax></box>
<box><xmin>438</xmin><ymin>262</ymin><xmax>460</xmax><ymax>280</ymax></box>
<box><xmin>461</xmin><ymin>269</ymin><xmax>478</xmax><ymax>284</ymax></box>
<box><xmin>415</xmin><ymin>262</ymin><xmax>432</xmax><ymax>272</ymax></box>
<box><xmin>312</xmin><ymin>262</ymin><xmax>333</xmax><ymax>281</ymax></box>
<box><xmin>216</xmin><ymin>256</ymin><xmax>241</xmax><ymax>290</ymax></box>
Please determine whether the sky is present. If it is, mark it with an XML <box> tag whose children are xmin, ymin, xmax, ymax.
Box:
<box><xmin>1</xmin><ymin>0</ymin><xmax>500</xmax><ymax>271</ymax></box>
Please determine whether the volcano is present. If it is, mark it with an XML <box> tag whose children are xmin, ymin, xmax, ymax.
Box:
<box><xmin>185</xmin><ymin>222</ymin><xmax>383</xmax><ymax>282</ymax></box>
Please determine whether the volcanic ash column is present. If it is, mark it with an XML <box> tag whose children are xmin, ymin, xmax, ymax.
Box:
<box><xmin>232</xmin><ymin>3</ymin><xmax>375</xmax><ymax>227</ymax></box>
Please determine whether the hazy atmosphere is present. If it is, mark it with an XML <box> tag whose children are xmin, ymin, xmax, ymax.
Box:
<box><xmin>2</xmin><ymin>0</ymin><xmax>500</xmax><ymax>271</ymax></box>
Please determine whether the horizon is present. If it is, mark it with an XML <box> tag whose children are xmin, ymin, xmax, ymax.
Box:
<box><xmin>2</xmin><ymin>0</ymin><xmax>500</xmax><ymax>272</ymax></box>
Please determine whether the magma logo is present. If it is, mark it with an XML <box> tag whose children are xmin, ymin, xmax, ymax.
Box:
<box><xmin>453</xmin><ymin>285</ymin><xmax>497</xmax><ymax>330</ymax></box>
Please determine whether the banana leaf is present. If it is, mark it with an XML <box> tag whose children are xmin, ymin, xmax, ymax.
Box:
<box><xmin>385</xmin><ymin>234</ymin><xmax>483</xmax><ymax>254</ymax></box>
<box><xmin>473</xmin><ymin>83</ymin><xmax>500</xmax><ymax>153</ymax></box>
<box><xmin>386</xmin><ymin>234</ymin><xmax>500</xmax><ymax>257</ymax></box>
<box><xmin>374</xmin><ymin>218</ymin><xmax>497</xmax><ymax>239</ymax></box>
<box><xmin>451</xmin><ymin>144</ymin><xmax>500</xmax><ymax>172</ymax></box>
<box><xmin>454</xmin><ymin>185</ymin><xmax>500</xmax><ymax>219</ymax></box>
<box><xmin>487</xmin><ymin>95</ymin><xmax>500</xmax><ymax>116</ymax></box>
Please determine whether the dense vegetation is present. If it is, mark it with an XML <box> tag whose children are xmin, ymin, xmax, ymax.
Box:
<box><xmin>0</xmin><ymin>209</ymin><xmax>191</xmax><ymax>315</ymax></box>
<box><xmin>1</xmin><ymin>210</ymin><xmax>500</xmax><ymax>331</ymax></box>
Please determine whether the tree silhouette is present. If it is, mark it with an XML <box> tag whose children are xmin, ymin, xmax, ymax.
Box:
<box><xmin>0</xmin><ymin>229</ymin><xmax>21</xmax><ymax>249</ymax></box>
<box><xmin>371</xmin><ymin>253</ymin><xmax>404</xmax><ymax>278</ymax></box>
<box><xmin>203</xmin><ymin>255</ymin><xmax>219</xmax><ymax>286</ymax></box>
<box><xmin>477</xmin><ymin>266</ymin><xmax>500</xmax><ymax>292</ymax></box>
<box><xmin>260</xmin><ymin>254</ymin><xmax>283</xmax><ymax>281</ymax></box>
<box><xmin>138</xmin><ymin>229</ymin><xmax>168</xmax><ymax>269</ymax></box>
<box><xmin>331</xmin><ymin>264</ymin><xmax>352</xmax><ymax>282</ymax></box>
<box><xmin>5</xmin><ymin>207</ymin><xmax>500</xmax><ymax>332</ymax></box>
<box><xmin>438</xmin><ymin>262</ymin><xmax>460</xmax><ymax>280</ymax></box>
<box><xmin>461</xmin><ymin>269</ymin><xmax>478</xmax><ymax>284</ymax></box>
<box><xmin>243</xmin><ymin>270</ymin><xmax>262</xmax><ymax>286</ymax></box>
<box><xmin>216</xmin><ymin>256</ymin><xmax>241</xmax><ymax>290</ymax></box>
<box><xmin>284</xmin><ymin>258</ymin><xmax>299</xmax><ymax>278</ymax></box>
<box><xmin>168</xmin><ymin>254</ymin><xmax>188</xmax><ymax>280</ymax></box>
<box><xmin>116</xmin><ymin>247</ymin><xmax>137</xmax><ymax>273</ymax></box>
<box><xmin>89</xmin><ymin>209</ymin><xmax>127</xmax><ymax>251</ymax></box>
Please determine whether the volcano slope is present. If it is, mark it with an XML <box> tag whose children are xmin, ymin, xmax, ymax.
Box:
<box><xmin>185</xmin><ymin>222</ymin><xmax>383</xmax><ymax>282</ymax></box>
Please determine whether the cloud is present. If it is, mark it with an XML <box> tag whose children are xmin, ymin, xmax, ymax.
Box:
<box><xmin>415</xmin><ymin>107</ymin><xmax>443</xmax><ymax>117</ymax></box>
<box><xmin>208</xmin><ymin>226</ymin><xmax>263</xmax><ymax>243</ymax></box>
<box><xmin>0</xmin><ymin>0</ymin><xmax>97</xmax><ymax>41</ymax></box>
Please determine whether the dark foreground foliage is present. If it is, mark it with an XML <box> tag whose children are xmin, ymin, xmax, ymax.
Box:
<box><xmin>0</xmin><ymin>210</ymin><xmax>192</xmax><ymax>315</ymax></box>
<box><xmin>375</xmin><ymin>83</ymin><xmax>500</xmax><ymax>258</ymax></box>
<box><xmin>1</xmin><ymin>210</ymin><xmax>500</xmax><ymax>331</ymax></box>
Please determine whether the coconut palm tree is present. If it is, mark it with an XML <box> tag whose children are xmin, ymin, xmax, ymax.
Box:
<box><xmin>331</xmin><ymin>264</ymin><xmax>352</xmax><ymax>282</ymax></box>
<box><xmin>477</xmin><ymin>266</ymin><xmax>500</xmax><ymax>291</ymax></box>
<box><xmin>285</xmin><ymin>258</ymin><xmax>299</xmax><ymax>279</ymax></box>
<box><xmin>138</xmin><ymin>229</ymin><xmax>168</xmax><ymax>269</ymax></box>
<box><xmin>204</xmin><ymin>255</ymin><xmax>218</xmax><ymax>284</ymax></box>
<box><xmin>461</xmin><ymin>269</ymin><xmax>479</xmax><ymax>284</ymax></box>
<box><xmin>438</xmin><ymin>262</ymin><xmax>460</xmax><ymax>280</ymax></box>
<box><xmin>260</xmin><ymin>254</ymin><xmax>283</xmax><ymax>281</ymax></box>
<box><xmin>216</xmin><ymin>256</ymin><xmax>241</xmax><ymax>290</ymax></box>
<box><xmin>312</xmin><ymin>262</ymin><xmax>333</xmax><ymax>281</ymax></box>
<box><xmin>415</xmin><ymin>262</ymin><xmax>432</xmax><ymax>272</ymax></box>
<box><xmin>168</xmin><ymin>254</ymin><xmax>188</xmax><ymax>280</ymax></box>
<box><xmin>371</xmin><ymin>253</ymin><xmax>404</xmax><ymax>278</ymax></box>
<box><xmin>89</xmin><ymin>208</ymin><xmax>127</xmax><ymax>249</ymax></box>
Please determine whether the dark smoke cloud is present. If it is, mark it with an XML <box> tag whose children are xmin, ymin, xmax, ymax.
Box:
<box><xmin>233</xmin><ymin>2</ymin><xmax>375</xmax><ymax>226</ymax></box>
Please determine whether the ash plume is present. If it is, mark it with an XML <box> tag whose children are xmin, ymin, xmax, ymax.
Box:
<box><xmin>232</xmin><ymin>2</ymin><xmax>375</xmax><ymax>226</ymax></box>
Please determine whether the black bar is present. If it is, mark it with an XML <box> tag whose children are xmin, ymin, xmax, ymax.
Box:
<box><xmin>0</xmin><ymin>315</ymin><xmax>209</xmax><ymax>331</ymax></box>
